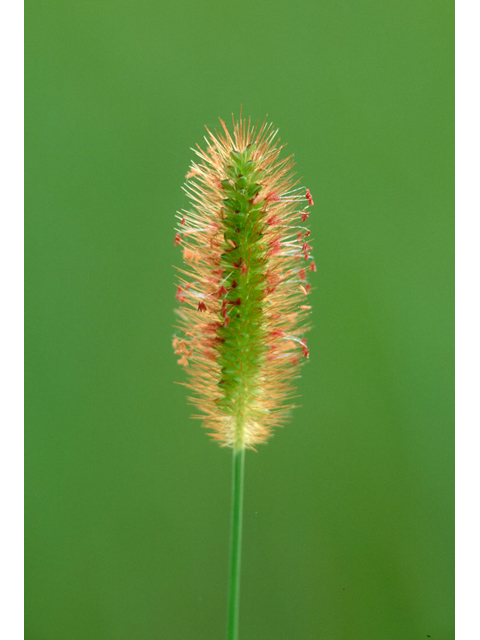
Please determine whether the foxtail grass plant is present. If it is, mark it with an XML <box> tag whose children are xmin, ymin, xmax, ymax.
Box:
<box><xmin>173</xmin><ymin>116</ymin><xmax>315</xmax><ymax>640</ymax></box>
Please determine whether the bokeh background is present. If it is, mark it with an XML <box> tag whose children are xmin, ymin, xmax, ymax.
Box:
<box><xmin>25</xmin><ymin>1</ymin><xmax>454</xmax><ymax>638</ymax></box>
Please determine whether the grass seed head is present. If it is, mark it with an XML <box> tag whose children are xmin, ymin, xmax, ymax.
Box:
<box><xmin>173</xmin><ymin>116</ymin><xmax>315</xmax><ymax>449</ymax></box>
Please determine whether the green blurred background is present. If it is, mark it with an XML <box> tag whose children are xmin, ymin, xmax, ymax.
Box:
<box><xmin>25</xmin><ymin>1</ymin><xmax>454</xmax><ymax>638</ymax></box>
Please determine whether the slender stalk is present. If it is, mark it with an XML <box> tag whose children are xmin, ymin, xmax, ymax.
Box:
<box><xmin>226</xmin><ymin>445</ymin><xmax>245</xmax><ymax>640</ymax></box>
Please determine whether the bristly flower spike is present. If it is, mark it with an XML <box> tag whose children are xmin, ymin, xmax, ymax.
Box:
<box><xmin>173</xmin><ymin>116</ymin><xmax>315</xmax><ymax>451</ymax></box>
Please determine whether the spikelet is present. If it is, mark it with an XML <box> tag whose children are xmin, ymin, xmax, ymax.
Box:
<box><xmin>173</xmin><ymin>116</ymin><xmax>315</xmax><ymax>449</ymax></box>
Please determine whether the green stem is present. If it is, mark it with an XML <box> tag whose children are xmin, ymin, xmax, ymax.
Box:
<box><xmin>226</xmin><ymin>445</ymin><xmax>245</xmax><ymax>640</ymax></box>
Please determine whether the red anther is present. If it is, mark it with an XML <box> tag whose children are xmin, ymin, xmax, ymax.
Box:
<box><xmin>223</xmin><ymin>317</ymin><xmax>230</xmax><ymax>327</ymax></box>
<box><xmin>305</xmin><ymin>283</ymin><xmax>311</xmax><ymax>294</ymax></box>
<box><xmin>228</xmin><ymin>297</ymin><xmax>241</xmax><ymax>306</ymax></box>
<box><xmin>303</xmin><ymin>252</ymin><xmax>310</xmax><ymax>261</ymax></box>
<box><xmin>205</xmin><ymin>322</ymin><xmax>220</xmax><ymax>333</ymax></box>
<box><xmin>175</xmin><ymin>286</ymin><xmax>186</xmax><ymax>303</ymax></box>
<box><xmin>197</xmin><ymin>301</ymin><xmax>207</xmax><ymax>312</ymax></box>
<box><xmin>299</xmin><ymin>269</ymin><xmax>306</xmax><ymax>281</ymax></box>
<box><xmin>267</xmin><ymin>272</ymin><xmax>281</xmax><ymax>286</ymax></box>
<box><xmin>304</xmin><ymin>230</ymin><xmax>311</xmax><ymax>237</ymax></box>
<box><xmin>301</xmin><ymin>212</ymin><xmax>309</xmax><ymax>223</ymax></box>
<box><xmin>306</xmin><ymin>189</ymin><xmax>314</xmax><ymax>206</ymax></box>
<box><xmin>181</xmin><ymin>217</ymin><xmax>186</xmax><ymax>226</ymax></box>
<box><xmin>266</xmin><ymin>191</ymin><xmax>280</xmax><ymax>203</ymax></box>
<box><xmin>210</xmin><ymin>267</ymin><xmax>222</xmax><ymax>283</ymax></box>
<box><xmin>218</xmin><ymin>285</ymin><xmax>228</xmax><ymax>297</ymax></box>
<box><xmin>301</xmin><ymin>338</ymin><xmax>309</xmax><ymax>358</ymax></box>
<box><xmin>174</xmin><ymin>233</ymin><xmax>181</xmax><ymax>246</ymax></box>
<box><xmin>233</xmin><ymin>258</ymin><xmax>243</xmax><ymax>269</ymax></box>
<box><xmin>269</xmin><ymin>239</ymin><xmax>282</xmax><ymax>256</ymax></box>
<box><xmin>271</xmin><ymin>329</ymin><xmax>285</xmax><ymax>338</ymax></box>
<box><xmin>298</xmin><ymin>231</ymin><xmax>303</xmax><ymax>241</ymax></box>
<box><xmin>221</xmin><ymin>299</ymin><xmax>227</xmax><ymax>316</ymax></box>
<box><xmin>231</xmin><ymin>279</ymin><xmax>238</xmax><ymax>289</ymax></box>
<box><xmin>302</xmin><ymin>242</ymin><xmax>312</xmax><ymax>252</ymax></box>
<box><xmin>266</xmin><ymin>215</ymin><xmax>279</xmax><ymax>226</ymax></box>
<box><xmin>241</xmin><ymin>264</ymin><xmax>247</xmax><ymax>275</ymax></box>
<box><xmin>309</xmin><ymin>261</ymin><xmax>317</xmax><ymax>272</ymax></box>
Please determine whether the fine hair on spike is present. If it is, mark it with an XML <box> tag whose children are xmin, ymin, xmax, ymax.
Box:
<box><xmin>173</xmin><ymin>116</ymin><xmax>315</xmax><ymax>449</ymax></box>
